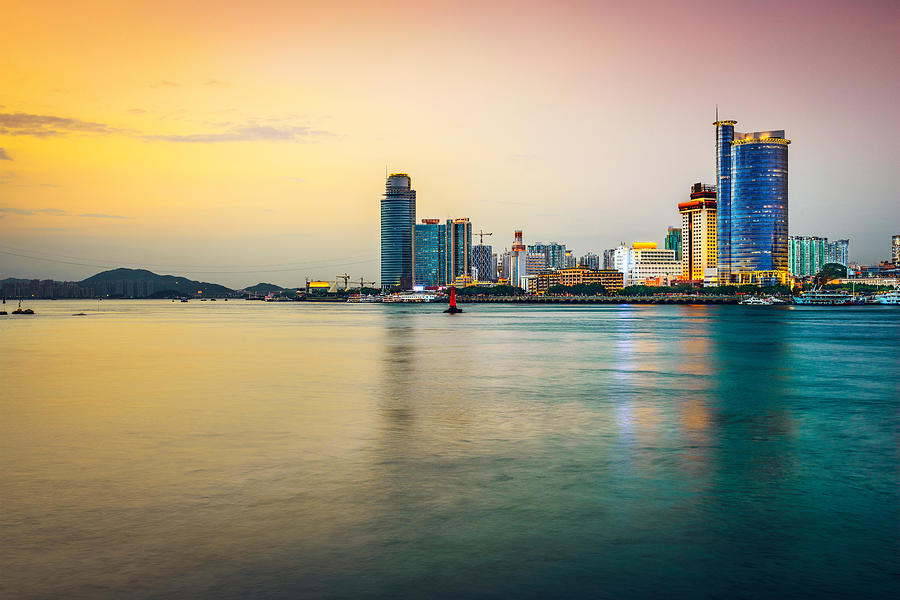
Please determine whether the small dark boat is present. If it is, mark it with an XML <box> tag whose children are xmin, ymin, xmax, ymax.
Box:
<box><xmin>444</xmin><ymin>286</ymin><xmax>463</xmax><ymax>314</ymax></box>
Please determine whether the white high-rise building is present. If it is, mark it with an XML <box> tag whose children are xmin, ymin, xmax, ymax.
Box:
<box><xmin>615</xmin><ymin>242</ymin><xmax>681</xmax><ymax>285</ymax></box>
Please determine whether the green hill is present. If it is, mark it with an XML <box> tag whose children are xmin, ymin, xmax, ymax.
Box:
<box><xmin>243</xmin><ymin>282</ymin><xmax>286</xmax><ymax>293</ymax></box>
<box><xmin>80</xmin><ymin>268</ymin><xmax>235</xmax><ymax>298</ymax></box>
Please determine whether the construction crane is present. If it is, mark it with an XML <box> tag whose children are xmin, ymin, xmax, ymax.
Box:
<box><xmin>335</xmin><ymin>273</ymin><xmax>350</xmax><ymax>290</ymax></box>
<box><xmin>476</xmin><ymin>229</ymin><xmax>493</xmax><ymax>245</ymax></box>
<box><xmin>352</xmin><ymin>277</ymin><xmax>376</xmax><ymax>290</ymax></box>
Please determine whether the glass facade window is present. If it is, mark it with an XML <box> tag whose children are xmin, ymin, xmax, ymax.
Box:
<box><xmin>715</xmin><ymin>121</ymin><xmax>736</xmax><ymax>281</ymax></box>
<box><xmin>730</xmin><ymin>141</ymin><xmax>789</xmax><ymax>274</ymax></box>
<box><xmin>381</xmin><ymin>174</ymin><xmax>416</xmax><ymax>289</ymax></box>
<box><xmin>472</xmin><ymin>244</ymin><xmax>494</xmax><ymax>281</ymax></box>
<box><xmin>445</xmin><ymin>219</ymin><xmax>472</xmax><ymax>283</ymax></box>
<box><xmin>664</xmin><ymin>227</ymin><xmax>682</xmax><ymax>257</ymax></box>
<box><xmin>415</xmin><ymin>221</ymin><xmax>446</xmax><ymax>287</ymax></box>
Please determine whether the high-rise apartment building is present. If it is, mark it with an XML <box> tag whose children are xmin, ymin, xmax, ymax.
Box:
<box><xmin>498</xmin><ymin>250</ymin><xmax>510</xmax><ymax>283</ymax></box>
<box><xmin>789</xmin><ymin>236</ymin><xmax>827</xmax><ymax>278</ymax></box>
<box><xmin>714</xmin><ymin>119</ymin><xmax>790</xmax><ymax>283</ymax></box>
<box><xmin>613</xmin><ymin>243</ymin><xmax>631</xmax><ymax>277</ymax></box>
<box><xmin>602</xmin><ymin>248</ymin><xmax>616</xmax><ymax>270</ymax></box>
<box><xmin>414</xmin><ymin>218</ymin><xmax>446</xmax><ymax>287</ymax></box>
<box><xmin>564</xmin><ymin>250</ymin><xmax>576</xmax><ymax>269</ymax></box>
<box><xmin>445</xmin><ymin>218</ymin><xmax>472</xmax><ymax>283</ymax></box>
<box><xmin>789</xmin><ymin>236</ymin><xmax>849</xmax><ymax>277</ymax></box>
<box><xmin>679</xmin><ymin>183</ymin><xmax>717</xmax><ymax>281</ymax></box>
<box><xmin>579</xmin><ymin>252</ymin><xmax>600</xmax><ymax>270</ymax></box>
<box><xmin>472</xmin><ymin>244</ymin><xmax>495</xmax><ymax>281</ymax></box>
<box><xmin>508</xmin><ymin>230</ymin><xmax>529</xmax><ymax>288</ymax></box>
<box><xmin>892</xmin><ymin>235</ymin><xmax>900</xmax><ymax>265</ymax></box>
<box><xmin>381</xmin><ymin>173</ymin><xmax>416</xmax><ymax>289</ymax></box>
<box><xmin>527</xmin><ymin>252</ymin><xmax>547</xmax><ymax>273</ymax></box>
<box><xmin>665</xmin><ymin>227</ymin><xmax>682</xmax><ymax>258</ymax></box>
<box><xmin>826</xmin><ymin>239</ymin><xmax>849</xmax><ymax>266</ymax></box>
<box><xmin>528</xmin><ymin>242</ymin><xmax>567</xmax><ymax>270</ymax></box>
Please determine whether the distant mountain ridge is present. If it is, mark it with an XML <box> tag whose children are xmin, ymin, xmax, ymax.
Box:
<box><xmin>79</xmin><ymin>268</ymin><xmax>235</xmax><ymax>297</ymax></box>
<box><xmin>2</xmin><ymin>269</ymin><xmax>308</xmax><ymax>298</ymax></box>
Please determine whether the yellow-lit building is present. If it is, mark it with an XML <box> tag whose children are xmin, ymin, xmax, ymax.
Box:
<box><xmin>306</xmin><ymin>281</ymin><xmax>332</xmax><ymax>293</ymax></box>
<box><xmin>452</xmin><ymin>275</ymin><xmax>475</xmax><ymax>287</ymax></box>
<box><xmin>732</xmin><ymin>270</ymin><xmax>791</xmax><ymax>286</ymax></box>
<box><xmin>679</xmin><ymin>183</ymin><xmax>717</xmax><ymax>282</ymax></box>
<box><xmin>532</xmin><ymin>267</ymin><xmax>624</xmax><ymax>294</ymax></box>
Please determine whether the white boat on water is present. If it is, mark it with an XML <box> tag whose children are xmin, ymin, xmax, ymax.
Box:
<box><xmin>383</xmin><ymin>292</ymin><xmax>438</xmax><ymax>303</ymax></box>
<box><xmin>740</xmin><ymin>296</ymin><xmax>774</xmax><ymax>305</ymax></box>
<box><xmin>347</xmin><ymin>294</ymin><xmax>381</xmax><ymax>303</ymax></box>
<box><xmin>793</xmin><ymin>289</ymin><xmax>854</xmax><ymax>305</ymax></box>
<box><xmin>874</xmin><ymin>288</ymin><xmax>900</xmax><ymax>305</ymax></box>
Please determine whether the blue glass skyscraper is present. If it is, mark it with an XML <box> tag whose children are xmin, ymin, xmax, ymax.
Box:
<box><xmin>445</xmin><ymin>218</ymin><xmax>472</xmax><ymax>283</ymax></box>
<box><xmin>414</xmin><ymin>219</ymin><xmax>446</xmax><ymax>287</ymax></box>
<box><xmin>714</xmin><ymin>120</ymin><xmax>736</xmax><ymax>281</ymax></box>
<box><xmin>381</xmin><ymin>173</ymin><xmax>416</xmax><ymax>290</ymax></box>
<box><xmin>715</xmin><ymin>120</ymin><xmax>790</xmax><ymax>282</ymax></box>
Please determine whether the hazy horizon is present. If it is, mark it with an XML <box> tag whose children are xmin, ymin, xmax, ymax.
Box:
<box><xmin>1</xmin><ymin>0</ymin><xmax>897</xmax><ymax>288</ymax></box>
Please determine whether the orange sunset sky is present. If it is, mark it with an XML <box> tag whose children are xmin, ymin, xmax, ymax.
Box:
<box><xmin>1</xmin><ymin>0</ymin><xmax>897</xmax><ymax>287</ymax></box>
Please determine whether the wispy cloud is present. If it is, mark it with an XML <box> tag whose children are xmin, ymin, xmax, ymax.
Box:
<box><xmin>0</xmin><ymin>207</ymin><xmax>125</xmax><ymax>218</ymax></box>
<box><xmin>78</xmin><ymin>213</ymin><xmax>126</xmax><ymax>219</ymax></box>
<box><xmin>204</xmin><ymin>79</ymin><xmax>228</xmax><ymax>87</ymax></box>
<box><xmin>286</xmin><ymin>177</ymin><xmax>307</xmax><ymax>182</ymax></box>
<box><xmin>0</xmin><ymin>148</ymin><xmax>12</xmax><ymax>160</ymax></box>
<box><xmin>0</xmin><ymin>207</ymin><xmax>67</xmax><ymax>215</ymax></box>
<box><xmin>0</xmin><ymin>112</ymin><xmax>124</xmax><ymax>137</ymax></box>
<box><xmin>143</xmin><ymin>124</ymin><xmax>331</xmax><ymax>143</ymax></box>
<box><xmin>0</xmin><ymin>111</ymin><xmax>333</xmax><ymax>144</ymax></box>
<box><xmin>151</xmin><ymin>80</ymin><xmax>181</xmax><ymax>88</ymax></box>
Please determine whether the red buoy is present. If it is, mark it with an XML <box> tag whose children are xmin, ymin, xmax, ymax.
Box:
<box><xmin>444</xmin><ymin>285</ymin><xmax>462</xmax><ymax>314</ymax></box>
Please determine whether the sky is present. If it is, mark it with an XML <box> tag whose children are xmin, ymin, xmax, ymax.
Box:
<box><xmin>1</xmin><ymin>0</ymin><xmax>897</xmax><ymax>288</ymax></box>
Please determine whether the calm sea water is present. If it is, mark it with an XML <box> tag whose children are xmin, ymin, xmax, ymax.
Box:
<box><xmin>1</xmin><ymin>300</ymin><xmax>898</xmax><ymax>599</ymax></box>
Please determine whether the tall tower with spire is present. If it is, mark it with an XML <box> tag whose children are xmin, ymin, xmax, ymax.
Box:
<box><xmin>713</xmin><ymin>117</ymin><xmax>790</xmax><ymax>283</ymax></box>
<box><xmin>381</xmin><ymin>173</ymin><xmax>416</xmax><ymax>290</ymax></box>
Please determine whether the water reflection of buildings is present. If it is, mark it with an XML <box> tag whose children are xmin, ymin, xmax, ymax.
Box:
<box><xmin>611</xmin><ymin>306</ymin><xmax>716</xmax><ymax>478</ymax></box>
<box><xmin>707</xmin><ymin>307</ymin><xmax>797</xmax><ymax>485</ymax></box>
<box><xmin>375</xmin><ymin>310</ymin><xmax>484</xmax><ymax>456</ymax></box>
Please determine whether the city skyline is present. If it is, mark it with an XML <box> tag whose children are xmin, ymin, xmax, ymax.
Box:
<box><xmin>1</xmin><ymin>0</ymin><xmax>898</xmax><ymax>288</ymax></box>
